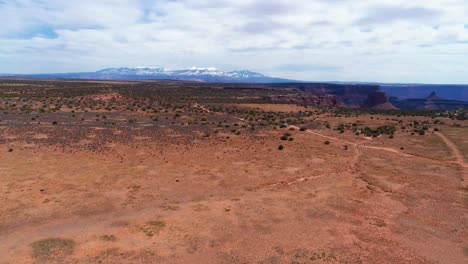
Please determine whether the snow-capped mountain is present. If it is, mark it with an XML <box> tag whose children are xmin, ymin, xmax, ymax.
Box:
<box><xmin>94</xmin><ymin>67</ymin><xmax>274</xmax><ymax>82</ymax></box>
<box><xmin>96</xmin><ymin>66</ymin><xmax>167</xmax><ymax>75</ymax></box>
<box><xmin>7</xmin><ymin>67</ymin><xmax>292</xmax><ymax>83</ymax></box>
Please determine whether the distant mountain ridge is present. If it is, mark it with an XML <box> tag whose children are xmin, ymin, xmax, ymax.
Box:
<box><xmin>390</xmin><ymin>91</ymin><xmax>468</xmax><ymax>110</ymax></box>
<box><xmin>2</xmin><ymin>67</ymin><xmax>467</xmax><ymax>102</ymax></box>
<box><xmin>3</xmin><ymin>67</ymin><xmax>293</xmax><ymax>83</ymax></box>
<box><xmin>379</xmin><ymin>84</ymin><xmax>468</xmax><ymax>102</ymax></box>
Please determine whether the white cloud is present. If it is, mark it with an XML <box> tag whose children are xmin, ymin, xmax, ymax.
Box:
<box><xmin>0</xmin><ymin>0</ymin><xmax>467</xmax><ymax>83</ymax></box>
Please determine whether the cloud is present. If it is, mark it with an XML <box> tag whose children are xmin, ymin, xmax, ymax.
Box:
<box><xmin>240</xmin><ymin>0</ymin><xmax>298</xmax><ymax>17</ymax></box>
<box><xmin>0</xmin><ymin>0</ymin><xmax>468</xmax><ymax>83</ymax></box>
<box><xmin>276</xmin><ymin>64</ymin><xmax>342</xmax><ymax>72</ymax></box>
<box><xmin>237</xmin><ymin>21</ymin><xmax>284</xmax><ymax>34</ymax></box>
<box><xmin>7</xmin><ymin>24</ymin><xmax>58</xmax><ymax>39</ymax></box>
<box><xmin>355</xmin><ymin>5</ymin><xmax>440</xmax><ymax>25</ymax></box>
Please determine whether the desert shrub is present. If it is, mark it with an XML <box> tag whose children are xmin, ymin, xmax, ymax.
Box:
<box><xmin>324</xmin><ymin>140</ymin><xmax>331</xmax><ymax>145</ymax></box>
<box><xmin>278</xmin><ymin>145</ymin><xmax>284</xmax><ymax>150</ymax></box>
<box><xmin>362</xmin><ymin>125</ymin><xmax>396</xmax><ymax>137</ymax></box>
<box><xmin>31</xmin><ymin>238</ymin><xmax>75</xmax><ymax>261</ymax></box>
<box><xmin>100</xmin><ymin>235</ymin><xmax>117</xmax><ymax>242</ymax></box>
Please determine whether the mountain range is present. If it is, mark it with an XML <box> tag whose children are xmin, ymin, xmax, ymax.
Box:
<box><xmin>1</xmin><ymin>67</ymin><xmax>292</xmax><ymax>83</ymax></box>
<box><xmin>1</xmin><ymin>67</ymin><xmax>467</xmax><ymax>102</ymax></box>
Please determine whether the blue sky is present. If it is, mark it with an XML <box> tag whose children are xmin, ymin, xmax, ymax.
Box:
<box><xmin>1</xmin><ymin>0</ymin><xmax>468</xmax><ymax>83</ymax></box>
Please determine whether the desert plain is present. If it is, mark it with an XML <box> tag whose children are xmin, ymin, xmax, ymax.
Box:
<box><xmin>0</xmin><ymin>79</ymin><xmax>466</xmax><ymax>263</ymax></box>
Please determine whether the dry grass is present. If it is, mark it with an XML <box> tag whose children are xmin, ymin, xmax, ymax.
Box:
<box><xmin>31</xmin><ymin>238</ymin><xmax>75</xmax><ymax>262</ymax></box>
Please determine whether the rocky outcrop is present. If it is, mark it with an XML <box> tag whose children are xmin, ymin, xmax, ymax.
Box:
<box><xmin>362</xmin><ymin>91</ymin><xmax>398</xmax><ymax>110</ymax></box>
<box><xmin>243</xmin><ymin>83</ymin><xmax>380</xmax><ymax>106</ymax></box>
<box><xmin>391</xmin><ymin>92</ymin><xmax>468</xmax><ymax>110</ymax></box>
<box><xmin>380</xmin><ymin>85</ymin><xmax>468</xmax><ymax>102</ymax></box>
<box><xmin>295</xmin><ymin>83</ymin><xmax>379</xmax><ymax>106</ymax></box>
<box><xmin>265</xmin><ymin>93</ymin><xmax>343</xmax><ymax>107</ymax></box>
<box><xmin>426</xmin><ymin>91</ymin><xmax>442</xmax><ymax>100</ymax></box>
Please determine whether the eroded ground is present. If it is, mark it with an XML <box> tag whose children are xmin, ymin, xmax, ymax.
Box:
<box><xmin>0</xmin><ymin>80</ymin><xmax>467</xmax><ymax>263</ymax></box>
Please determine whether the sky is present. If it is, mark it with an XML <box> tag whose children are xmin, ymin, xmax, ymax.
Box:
<box><xmin>1</xmin><ymin>0</ymin><xmax>468</xmax><ymax>83</ymax></box>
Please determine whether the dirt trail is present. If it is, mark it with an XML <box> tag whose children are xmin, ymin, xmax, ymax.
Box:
<box><xmin>435</xmin><ymin>132</ymin><xmax>467</xmax><ymax>168</ymax></box>
<box><xmin>194</xmin><ymin>104</ymin><xmax>247</xmax><ymax>122</ymax></box>
<box><xmin>256</xmin><ymin>130</ymin><xmax>364</xmax><ymax>191</ymax></box>
<box><xmin>290</xmin><ymin>126</ymin><xmax>454</xmax><ymax>162</ymax></box>
<box><xmin>290</xmin><ymin>125</ymin><xmax>355</xmax><ymax>145</ymax></box>
<box><xmin>362</xmin><ymin>145</ymin><xmax>413</xmax><ymax>157</ymax></box>
<box><xmin>195</xmin><ymin>109</ymin><xmax>463</xmax><ymax>180</ymax></box>
<box><xmin>435</xmin><ymin>132</ymin><xmax>467</xmax><ymax>188</ymax></box>
<box><xmin>290</xmin><ymin>125</ymin><xmax>412</xmax><ymax>157</ymax></box>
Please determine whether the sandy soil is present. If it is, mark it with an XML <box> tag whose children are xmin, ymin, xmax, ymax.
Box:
<box><xmin>0</xmin><ymin>121</ymin><xmax>466</xmax><ymax>264</ymax></box>
<box><xmin>0</xmin><ymin>82</ymin><xmax>466</xmax><ymax>263</ymax></box>
<box><xmin>236</xmin><ymin>104</ymin><xmax>310</xmax><ymax>113</ymax></box>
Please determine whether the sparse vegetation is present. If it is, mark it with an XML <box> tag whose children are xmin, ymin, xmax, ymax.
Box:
<box><xmin>138</xmin><ymin>220</ymin><xmax>166</xmax><ymax>237</ymax></box>
<box><xmin>31</xmin><ymin>238</ymin><xmax>75</xmax><ymax>261</ymax></box>
<box><xmin>100</xmin><ymin>235</ymin><xmax>117</xmax><ymax>242</ymax></box>
<box><xmin>0</xmin><ymin>78</ymin><xmax>466</xmax><ymax>263</ymax></box>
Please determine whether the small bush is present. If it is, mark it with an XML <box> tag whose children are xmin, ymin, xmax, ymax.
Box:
<box><xmin>324</xmin><ymin>140</ymin><xmax>331</xmax><ymax>145</ymax></box>
<box><xmin>100</xmin><ymin>235</ymin><xmax>117</xmax><ymax>242</ymax></box>
<box><xmin>31</xmin><ymin>238</ymin><xmax>75</xmax><ymax>261</ymax></box>
<box><xmin>278</xmin><ymin>145</ymin><xmax>284</xmax><ymax>150</ymax></box>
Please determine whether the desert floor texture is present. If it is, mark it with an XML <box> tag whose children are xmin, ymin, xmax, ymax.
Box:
<box><xmin>0</xmin><ymin>80</ymin><xmax>466</xmax><ymax>263</ymax></box>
